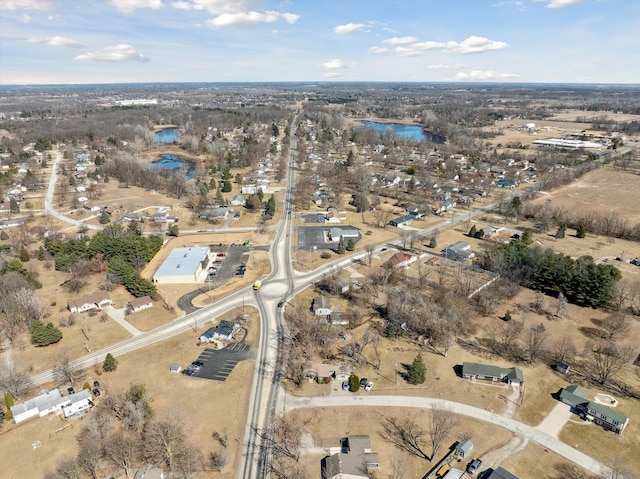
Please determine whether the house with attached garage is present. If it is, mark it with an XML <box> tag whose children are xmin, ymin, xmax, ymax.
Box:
<box><xmin>558</xmin><ymin>385</ymin><xmax>629</xmax><ymax>434</ymax></box>
<box><xmin>388</xmin><ymin>214</ymin><xmax>413</xmax><ymax>227</ymax></box>
<box><xmin>63</xmin><ymin>389</ymin><xmax>93</xmax><ymax>418</ymax></box>
<box><xmin>199</xmin><ymin>320</ymin><xmax>241</xmax><ymax>343</ymax></box>
<box><xmin>462</xmin><ymin>362</ymin><xmax>524</xmax><ymax>386</ymax></box>
<box><xmin>67</xmin><ymin>291</ymin><xmax>112</xmax><ymax>313</ymax></box>
<box><xmin>321</xmin><ymin>435</ymin><xmax>379</xmax><ymax>479</ymax></box>
<box><xmin>443</xmin><ymin>241</ymin><xmax>475</xmax><ymax>262</ymax></box>
<box><xmin>384</xmin><ymin>252</ymin><xmax>417</xmax><ymax>269</ymax></box>
<box><xmin>10</xmin><ymin>389</ymin><xmax>70</xmax><ymax>424</ymax></box>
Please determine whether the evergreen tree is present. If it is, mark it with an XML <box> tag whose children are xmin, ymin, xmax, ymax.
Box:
<box><xmin>99</xmin><ymin>210</ymin><xmax>111</xmax><ymax>224</ymax></box>
<box><xmin>9</xmin><ymin>197</ymin><xmax>20</xmax><ymax>213</ymax></box>
<box><xmin>30</xmin><ymin>321</ymin><xmax>63</xmax><ymax>346</ymax></box>
<box><xmin>337</xmin><ymin>236</ymin><xmax>346</xmax><ymax>254</ymax></box>
<box><xmin>19</xmin><ymin>246</ymin><xmax>30</xmax><ymax>263</ymax></box>
<box><xmin>408</xmin><ymin>354</ymin><xmax>426</xmax><ymax>385</ymax></box>
<box><xmin>4</xmin><ymin>393</ymin><xmax>14</xmax><ymax>421</ymax></box>
<box><xmin>576</xmin><ymin>225</ymin><xmax>586</xmax><ymax>238</ymax></box>
<box><xmin>556</xmin><ymin>224</ymin><xmax>567</xmax><ymax>239</ymax></box>
<box><xmin>36</xmin><ymin>245</ymin><xmax>45</xmax><ymax>261</ymax></box>
<box><xmin>429</xmin><ymin>236</ymin><xmax>437</xmax><ymax>248</ymax></box>
<box><xmin>346</xmin><ymin>238</ymin><xmax>355</xmax><ymax>251</ymax></box>
<box><xmin>103</xmin><ymin>353</ymin><xmax>118</xmax><ymax>372</ymax></box>
<box><xmin>221</xmin><ymin>180</ymin><xmax>232</xmax><ymax>192</ymax></box>
<box><xmin>168</xmin><ymin>224</ymin><xmax>179</xmax><ymax>237</ymax></box>
<box><xmin>468</xmin><ymin>225</ymin><xmax>477</xmax><ymax>237</ymax></box>
<box><xmin>265</xmin><ymin>195</ymin><xmax>276</xmax><ymax>217</ymax></box>
<box><xmin>521</xmin><ymin>229</ymin><xmax>533</xmax><ymax>245</ymax></box>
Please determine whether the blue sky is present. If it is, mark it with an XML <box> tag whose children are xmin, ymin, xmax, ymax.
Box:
<box><xmin>0</xmin><ymin>0</ymin><xmax>638</xmax><ymax>84</ymax></box>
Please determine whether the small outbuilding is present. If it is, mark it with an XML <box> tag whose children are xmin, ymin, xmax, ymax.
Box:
<box><xmin>455</xmin><ymin>438</ymin><xmax>473</xmax><ymax>458</ymax></box>
<box><xmin>128</xmin><ymin>295</ymin><xmax>153</xmax><ymax>313</ymax></box>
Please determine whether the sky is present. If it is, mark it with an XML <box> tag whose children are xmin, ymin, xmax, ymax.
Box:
<box><xmin>0</xmin><ymin>0</ymin><xmax>638</xmax><ymax>85</ymax></box>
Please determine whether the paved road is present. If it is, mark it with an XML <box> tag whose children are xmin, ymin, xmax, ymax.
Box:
<box><xmin>284</xmin><ymin>394</ymin><xmax>612</xmax><ymax>477</ymax></box>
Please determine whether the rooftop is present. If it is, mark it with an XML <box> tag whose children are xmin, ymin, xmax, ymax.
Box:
<box><xmin>154</xmin><ymin>246</ymin><xmax>209</xmax><ymax>280</ymax></box>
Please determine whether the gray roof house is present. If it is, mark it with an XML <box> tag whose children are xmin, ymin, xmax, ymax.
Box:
<box><xmin>455</xmin><ymin>438</ymin><xmax>473</xmax><ymax>458</ymax></box>
<box><xmin>313</xmin><ymin>296</ymin><xmax>332</xmax><ymax>316</ymax></box>
<box><xmin>322</xmin><ymin>436</ymin><xmax>379</xmax><ymax>479</ymax></box>
<box><xmin>389</xmin><ymin>215</ymin><xmax>414</xmax><ymax>227</ymax></box>
<box><xmin>443</xmin><ymin>241</ymin><xmax>475</xmax><ymax>261</ymax></box>
<box><xmin>199</xmin><ymin>207</ymin><xmax>229</xmax><ymax>220</ymax></box>
<box><xmin>559</xmin><ymin>385</ymin><xmax>629</xmax><ymax>434</ymax></box>
<box><xmin>486</xmin><ymin>467</ymin><xmax>520</xmax><ymax>479</ymax></box>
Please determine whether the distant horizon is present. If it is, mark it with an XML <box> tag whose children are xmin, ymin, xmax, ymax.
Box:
<box><xmin>1</xmin><ymin>1</ymin><xmax>638</xmax><ymax>85</ymax></box>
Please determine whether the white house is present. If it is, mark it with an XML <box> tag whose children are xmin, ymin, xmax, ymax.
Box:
<box><xmin>199</xmin><ymin>320</ymin><xmax>241</xmax><ymax>343</ymax></box>
<box><xmin>10</xmin><ymin>390</ymin><xmax>70</xmax><ymax>424</ymax></box>
<box><xmin>63</xmin><ymin>389</ymin><xmax>93</xmax><ymax>418</ymax></box>
<box><xmin>128</xmin><ymin>296</ymin><xmax>153</xmax><ymax>313</ymax></box>
<box><xmin>312</xmin><ymin>296</ymin><xmax>332</xmax><ymax>316</ymax></box>
<box><xmin>67</xmin><ymin>291</ymin><xmax>112</xmax><ymax>313</ymax></box>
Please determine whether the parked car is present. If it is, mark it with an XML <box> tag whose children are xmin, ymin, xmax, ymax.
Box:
<box><xmin>365</xmin><ymin>382</ymin><xmax>374</xmax><ymax>391</ymax></box>
<box><xmin>467</xmin><ymin>459</ymin><xmax>482</xmax><ymax>474</ymax></box>
<box><xmin>342</xmin><ymin>381</ymin><xmax>349</xmax><ymax>391</ymax></box>
<box><xmin>189</xmin><ymin>361</ymin><xmax>204</xmax><ymax>371</ymax></box>
<box><xmin>359</xmin><ymin>377</ymin><xmax>368</xmax><ymax>388</ymax></box>
<box><xmin>92</xmin><ymin>388</ymin><xmax>101</xmax><ymax>397</ymax></box>
<box><xmin>93</xmin><ymin>381</ymin><xmax>100</xmax><ymax>388</ymax></box>
<box><xmin>182</xmin><ymin>369</ymin><xmax>196</xmax><ymax>376</ymax></box>
<box><xmin>67</xmin><ymin>387</ymin><xmax>75</xmax><ymax>395</ymax></box>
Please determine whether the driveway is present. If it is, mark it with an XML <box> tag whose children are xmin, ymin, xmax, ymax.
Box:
<box><xmin>284</xmin><ymin>394</ymin><xmax>611</xmax><ymax>477</ymax></box>
<box><xmin>535</xmin><ymin>401</ymin><xmax>573</xmax><ymax>438</ymax></box>
<box><xmin>102</xmin><ymin>305</ymin><xmax>142</xmax><ymax>336</ymax></box>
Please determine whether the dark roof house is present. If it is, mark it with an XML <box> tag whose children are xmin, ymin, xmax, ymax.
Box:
<box><xmin>322</xmin><ymin>435</ymin><xmax>379</xmax><ymax>479</ymax></box>
<box><xmin>559</xmin><ymin>384</ymin><xmax>629</xmax><ymax>434</ymax></box>
<box><xmin>462</xmin><ymin>362</ymin><xmax>524</xmax><ymax>386</ymax></box>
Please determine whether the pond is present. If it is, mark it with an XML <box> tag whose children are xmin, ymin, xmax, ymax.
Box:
<box><xmin>154</xmin><ymin>128</ymin><xmax>179</xmax><ymax>143</ymax></box>
<box><xmin>357</xmin><ymin>120</ymin><xmax>445</xmax><ymax>144</ymax></box>
<box><xmin>152</xmin><ymin>154</ymin><xmax>196</xmax><ymax>178</ymax></box>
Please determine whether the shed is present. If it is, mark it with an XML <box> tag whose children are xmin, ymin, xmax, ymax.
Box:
<box><xmin>170</xmin><ymin>364</ymin><xmax>182</xmax><ymax>374</ymax></box>
<box><xmin>455</xmin><ymin>438</ymin><xmax>473</xmax><ymax>458</ymax></box>
<box><xmin>128</xmin><ymin>295</ymin><xmax>153</xmax><ymax>313</ymax></box>
<box><xmin>556</xmin><ymin>362</ymin><xmax>570</xmax><ymax>374</ymax></box>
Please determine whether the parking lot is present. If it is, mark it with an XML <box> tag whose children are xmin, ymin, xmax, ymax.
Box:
<box><xmin>186</xmin><ymin>342</ymin><xmax>254</xmax><ymax>382</ymax></box>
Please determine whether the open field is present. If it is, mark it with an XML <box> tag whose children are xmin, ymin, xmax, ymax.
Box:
<box><xmin>1</xmin><ymin>309</ymin><xmax>259</xmax><ymax>479</ymax></box>
<box><xmin>547</xmin><ymin>110</ymin><xmax>640</xmax><ymax>124</ymax></box>
<box><xmin>501</xmin><ymin>442</ymin><xmax>585</xmax><ymax>479</ymax></box>
<box><xmin>529</xmin><ymin>166</ymin><xmax>640</xmax><ymax>228</ymax></box>
<box><xmin>124</xmin><ymin>299</ymin><xmax>176</xmax><ymax>331</ymax></box>
<box><xmin>289</xmin><ymin>406</ymin><xmax>513</xmax><ymax>479</ymax></box>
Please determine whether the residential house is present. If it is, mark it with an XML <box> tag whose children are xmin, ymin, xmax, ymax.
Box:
<box><xmin>127</xmin><ymin>296</ymin><xmax>153</xmax><ymax>313</ymax></box>
<box><xmin>68</xmin><ymin>291</ymin><xmax>112</xmax><ymax>314</ymax></box>
<box><xmin>10</xmin><ymin>390</ymin><xmax>70</xmax><ymax>424</ymax></box>
<box><xmin>558</xmin><ymin>385</ymin><xmax>629</xmax><ymax>434</ymax></box>
<box><xmin>486</xmin><ymin>467</ymin><xmax>520</xmax><ymax>479</ymax></box>
<box><xmin>133</xmin><ymin>464</ymin><xmax>165</xmax><ymax>479</ymax></box>
<box><xmin>385</xmin><ymin>252</ymin><xmax>416</xmax><ymax>269</ymax></box>
<box><xmin>27</xmin><ymin>225</ymin><xmax>51</xmax><ymax>238</ymax></box>
<box><xmin>328</xmin><ymin>227</ymin><xmax>359</xmax><ymax>242</ymax></box>
<box><xmin>442</xmin><ymin>242</ymin><xmax>475</xmax><ymax>262</ymax></box>
<box><xmin>199</xmin><ymin>207</ymin><xmax>229</xmax><ymax>220</ymax></box>
<box><xmin>312</xmin><ymin>296</ymin><xmax>332</xmax><ymax>316</ymax></box>
<box><xmin>325</xmin><ymin>211</ymin><xmax>342</xmax><ymax>223</ymax></box>
<box><xmin>229</xmin><ymin>194</ymin><xmax>245</xmax><ymax>206</ymax></box>
<box><xmin>389</xmin><ymin>215</ymin><xmax>413</xmax><ymax>227</ymax></box>
<box><xmin>62</xmin><ymin>389</ymin><xmax>93</xmax><ymax>418</ymax></box>
<box><xmin>199</xmin><ymin>320</ymin><xmax>241</xmax><ymax>343</ymax></box>
<box><xmin>462</xmin><ymin>362</ymin><xmax>524</xmax><ymax>386</ymax></box>
<box><xmin>321</xmin><ymin>436</ymin><xmax>379</xmax><ymax>479</ymax></box>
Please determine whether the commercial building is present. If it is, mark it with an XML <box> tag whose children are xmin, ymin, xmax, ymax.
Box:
<box><xmin>153</xmin><ymin>246</ymin><xmax>211</xmax><ymax>284</ymax></box>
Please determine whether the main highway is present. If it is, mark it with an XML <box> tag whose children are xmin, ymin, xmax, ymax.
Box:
<box><xmin>21</xmin><ymin>114</ymin><xmax>614</xmax><ymax>478</ymax></box>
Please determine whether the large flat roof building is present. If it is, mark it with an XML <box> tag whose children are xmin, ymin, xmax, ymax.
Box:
<box><xmin>153</xmin><ymin>246</ymin><xmax>210</xmax><ymax>284</ymax></box>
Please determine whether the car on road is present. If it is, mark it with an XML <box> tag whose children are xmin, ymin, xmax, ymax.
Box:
<box><xmin>365</xmin><ymin>382</ymin><xmax>374</xmax><ymax>391</ymax></box>
<box><xmin>381</xmin><ymin>247</ymin><xmax>387</xmax><ymax>251</ymax></box>
<box><xmin>360</xmin><ymin>377</ymin><xmax>368</xmax><ymax>388</ymax></box>
<box><xmin>277</xmin><ymin>301</ymin><xmax>285</xmax><ymax>308</ymax></box>
<box><xmin>342</xmin><ymin>381</ymin><xmax>349</xmax><ymax>391</ymax></box>
<box><xmin>467</xmin><ymin>459</ymin><xmax>482</xmax><ymax>474</ymax></box>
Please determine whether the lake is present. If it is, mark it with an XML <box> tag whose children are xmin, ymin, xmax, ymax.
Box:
<box><xmin>154</xmin><ymin>128</ymin><xmax>179</xmax><ymax>143</ymax></box>
<box><xmin>357</xmin><ymin>120</ymin><xmax>445</xmax><ymax>144</ymax></box>
<box><xmin>152</xmin><ymin>154</ymin><xmax>195</xmax><ymax>178</ymax></box>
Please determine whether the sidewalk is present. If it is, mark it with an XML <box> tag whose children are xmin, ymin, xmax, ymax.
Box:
<box><xmin>102</xmin><ymin>305</ymin><xmax>142</xmax><ymax>337</ymax></box>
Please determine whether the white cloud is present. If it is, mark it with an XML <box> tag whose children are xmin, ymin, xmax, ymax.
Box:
<box><xmin>427</xmin><ymin>63</ymin><xmax>467</xmax><ymax>70</ymax></box>
<box><xmin>535</xmin><ymin>0</ymin><xmax>586</xmax><ymax>8</ymax></box>
<box><xmin>320</xmin><ymin>59</ymin><xmax>344</xmax><ymax>70</ymax></box>
<box><xmin>444</xmin><ymin>36</ymin><xmax>508</xmax><ymax>54</ymax></box>
<box><xmin>324</xmin><ymin>72</ymin><xmax>343</xmax><ymax>79</ymax></box>
<box><xmin>21</xmin><ymin>13</ymin><xmax>32</xmax><ymax>22</ymax></box>
<box><xmin>47</xmin><ymin>36</ymin><xmax>83</xmax><ymax>48</ymax></box>
<box><xmin>189</xmin><ymin>0</ymin><xmax>265</xmax><ymax>14</ymax></box>
<box><xmin>395</xmin><ymin>46</ymin><xmax>426</xmax><ymax>57</ymax></box>
<box><xmin>206</xmin><ymin>10</ymin><xmax>298</xmax><ymax>27</ymax></box>
<box><xmin>110</xmin><ymin>0</ymin><xmax>163</xmax><ymax>14</ymax></box>
<box><xmin>0</xmin><ymin>0</ymin><xmax>56</xmax><ymax>10</ymax></box>
<box><xmin>456</xmin><ymin>70</ymin><xmax>518</xmax><ymax>80</ymax></box>
<box><xmin>26</xmin><ymin>36</ymin><xmax>83</xmax><ymax>48</ymax></box>
<box><xmin>382</xmin><ymin>36</ymin><xmax>418</xmax><ymax>45</ymax></box>
<box><xmin>369</xmin><ymin>46</ymin><xmax>390</xmax><ymax>54</ymax></box>
<box><xmin>334</xmin><ymin>23</ymin><xmax>365</xmax><ymax>34</ymax></box>
<box><xmin>74</xmin><ymin>44</ymin><xmax>150</xmax><ymax>62</ymax></box>
<box><xmin>170</xmin><ymin>1</ymin><xmax>192</xmax><ymax>9</ymax></box>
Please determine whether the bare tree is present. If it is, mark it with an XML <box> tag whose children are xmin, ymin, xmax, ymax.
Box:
<box><xmin>600</xmin><ymin>312</ymin><xmax>630</xmax><ymax>342</ymax></box>
<box><xmin>489</xmin><ymin>320</ymin><xmax>523</xmax><ymax>357</ymax></box>
<box><xmin>55</xmin><ymin>350</ymin><xmax>84</xmax><ymax>385</ymax></box>
<box><xmin>380</xmin><ymin>416</ymin><xmax>430</xmax><ymax>460</ymax></box>
<box><xmin>556</xmin><ymin>292</ymin><xmax>569</xmax><ymax>318</ymax></box>
<box><xmin>53</xmin><ymin>457</ymin><xmax>84</xmax><ymax>479</ymax></box>
<box><xmin>77</xmin><ymin>436</ymin><xmax>105</xmax><ymax>479</ymax></box>
<box><xmin>371</xmin><ymin>207</ymin><xmax>391</xmax><ymax>228</ymax></box>
<box><xmin>105</xmin><ymin>433</ymin><xmax>141</xmax><ymax>478</ymax></box>
<box><xmin>532</xmin><ymin>291</ymin><xmax>545</xmax><ymax>314</ymax></box>
<box><xmin>553</xmin><ymin>335</ymin><xmax>577</xmax><ymax>364</ymax></box>
<box><xmin>585</xmin><ymin>340</ymin><xmax>635</xmax><ymax>385</ymax></box>
<box><xmin>145</xmin><ymin>416</ymin><xmax>187</xmax><ymax>471</ymax></box>
<box><xmin>365</xmin><ymin>243</ymin><xmax>375</xmax><ymax>266</ymax></box>
<box><xmin>428</xmin><ymin>405</ymin><xmax>459</xmax><ymax>460</ymax></box>
<box><xmin>0</xmin><ymin>366</ymin><xmax>33</xmax><ymax>398</ymax></box>
<box><xmin>524</xmin><ymin>323</ymin><xmax>548</xmax><ymax>364</ymax></box>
